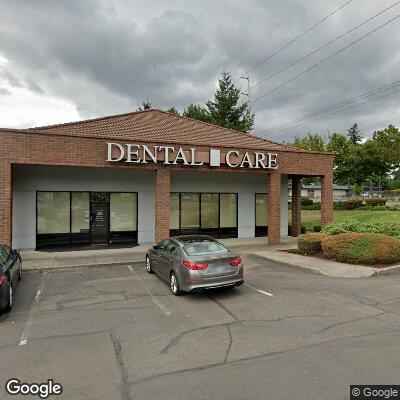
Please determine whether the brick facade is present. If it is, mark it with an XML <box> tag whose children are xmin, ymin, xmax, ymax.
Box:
<box><xmin>267</xmin><ymin>172</ymin><xmax>281</xmax><ymax>245</ymax></box>
<box><xmin>0</xmin><ymin>113</ymin><xmax>334</xmax><ymax>247</ymax></box>
<box><xmin>155</xmin><ymin>167</ymin><xmax>171</xmax><ymax>243</ymax></box>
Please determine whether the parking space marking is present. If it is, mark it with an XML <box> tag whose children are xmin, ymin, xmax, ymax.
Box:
<box><xmin>244</xmin><ymin>283</ymin><xmax>274</xmax><ymax>297</ymax></box>
<box><xmin>19</xmin><ymin>271</ymin><xmax>47</xmax><ymax>346</ymax></box>
<box><xmin>127</xmin><ymin>265</ymin><xmax>171</xmax><ymax>316</ymax></box>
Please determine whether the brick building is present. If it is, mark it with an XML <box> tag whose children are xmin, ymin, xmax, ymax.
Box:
<box><xmin>0</xmin><ymin>109</ymin><xmax>333</xmax><ymax>250</ymax></box>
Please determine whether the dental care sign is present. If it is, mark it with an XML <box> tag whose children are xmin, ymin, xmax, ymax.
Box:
<box><xmin>106</xmin><ymin>142</ymin><xmax>278</xmax><ymax>169</ymax></box>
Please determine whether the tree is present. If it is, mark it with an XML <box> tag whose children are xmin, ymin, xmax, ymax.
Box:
<box><xmin>166</xmin><ymin>107</ymin><xmax>179</xmax><ymax>115</ymax></box>
<box><xmin>138</xmin><ymin>98</ymin><xmax>151</xmax><ymax>110</ymax></box>
<box><xmin>347</xmin><ymin>123</ymin><xmax>363</xmax><ymax>144</ymax></box>
<box><xmin>205</xmin><ymin>71</ymin><xmax>254</xmax><ymax>132</ymax></box>
<box><xmin>183</xmin><ymin>104</ymin><xmax>212</xmax><ymax>123</ymax></box>
<box><xmin>292</xmin><ymin>133</ymin><xmax>326</xmax><ymax>152</ymax></box>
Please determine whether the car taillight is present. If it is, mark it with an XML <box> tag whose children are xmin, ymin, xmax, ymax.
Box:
<box><xmin>183</xmin><ymin>260</ymin><xmax>208</xmax><ymax>270</ymax></box>
<box><xmin>0</xmin><ymin>275</ymin><xmax>7</xmax><ymax>285</ymax></box>
<box><xmin>230</xmin><ymin>257</ymin><xmax>242</xmax><ymax>266</ymax></box>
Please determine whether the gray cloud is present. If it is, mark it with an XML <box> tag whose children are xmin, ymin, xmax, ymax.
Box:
<box><xmin>0</xmin><ymin>0</ymin><xmax>399</xmax><ymax>141</ymax></box>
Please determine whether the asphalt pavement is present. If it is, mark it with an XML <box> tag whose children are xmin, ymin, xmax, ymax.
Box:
<box><xmin>1</xmin><ymin>254</ymin><xmax>400</xmax><ymax>400</ymax></box>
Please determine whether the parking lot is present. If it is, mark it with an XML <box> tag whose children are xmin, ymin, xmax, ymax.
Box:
<box><xmin>1</xmin><ymin>253</ymin><xmax>400</xmax><ymax>400</ymax></box>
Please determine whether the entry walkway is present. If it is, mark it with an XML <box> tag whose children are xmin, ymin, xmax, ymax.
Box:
<box><xmin>21</xmin><ymin>237</ymin><xmax>297</xmax><ymax>271</ymax></box>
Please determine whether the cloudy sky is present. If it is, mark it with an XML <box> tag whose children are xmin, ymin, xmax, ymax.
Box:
<box><xmin>0</xmin><ymin>0</ymin><xmax>399</xmax><ymax>142</ymax></box>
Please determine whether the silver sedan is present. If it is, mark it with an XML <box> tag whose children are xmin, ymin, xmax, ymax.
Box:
<box><xmin>145</xmin><ymin>235</ymin><xmax>244</xmax><ymax>295</ymax></box>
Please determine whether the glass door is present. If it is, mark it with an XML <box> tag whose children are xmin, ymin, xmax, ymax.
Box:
<box><xmin>90</xmin><ymin>192</ymin><xmax>110</xmax><ymax>244</ymax></box>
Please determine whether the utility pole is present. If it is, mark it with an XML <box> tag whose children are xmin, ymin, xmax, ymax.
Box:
<box><xmin>240</xmin><ymin>75</ymin><xmax>251</xmax><ymax>116</ymax></box>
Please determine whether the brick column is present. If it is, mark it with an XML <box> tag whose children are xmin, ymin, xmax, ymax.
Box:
<box><xmin>0</xmin><ymin>162</ymin><xmax>12</xmax><ymax>247</ymax></box>
<box><xmin>155</xmin><ymin>167</ymin><xmax>170</xmax><ymax>243</ymax></box>
<box><xmin>291</xmin><ymin>176</ymin><xmax>302</xmax><ymax>237</ymax></box>
<box><xmin>267</xmin><ymin>172</ymin><xmax>281</xmax><ymax>245</ymax></box>
<box><xmin>321</xmin><ymin>173</ymin><xmax>333</xmax><ymax>226</ymax></box>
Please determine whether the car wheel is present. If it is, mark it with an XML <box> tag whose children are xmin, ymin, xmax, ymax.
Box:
<box><xmin>4</xmin><ymin>283</ymin><xmax>13</xmax><ymax>313</ymax></box>
<box><xmin>170</xmin><ymin>272</ymin><xmax>182</xmax><ymax>296</ymax></box>
<box><xmin>145</xmin><ymin>256</ymin><xmax>154</xmax><ymax>274</ymax></box>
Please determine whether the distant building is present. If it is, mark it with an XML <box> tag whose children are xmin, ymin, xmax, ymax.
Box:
<box><xmin>289</xmin><ymin>183</ymin><xmax>351</xmax><ymax>202</ymax></box>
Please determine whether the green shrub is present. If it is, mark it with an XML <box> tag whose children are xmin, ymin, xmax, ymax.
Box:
<box><xmin>341</xmin><ymin>198</ymin><xmax>363</xmax><ymax>210</ymax></box>
<box><xmin>321</xmin><ymin>233</ymin><xmax>400</xmax><ymax>264</ymax></box>
<box><xmin>365</xmin><ymin>197</ymin><xmax>387</xmax><ymax>207</ymax></box>
<box><xmin>313</xmin><ymin>224</ymin><xmax>321</xmax><ymax>232</ymax></box>
<box><xmin>322</xmin><ymin>219</ymin><xmax>400</xmax><ymax>238</ymax></box>
<box><xmin>333</xmin><ymin>201</ymin><xmax>344</xmax><ymax>210</ymax></box>
<box><xmin>301</xmin><ymin>197</ymin><xmax>314</xmax><ymax>206</ymax></box>
<box><xmin>297</xmin><ymin>233</ymin><xmax>326</xmax><ymax>255</ymax></box>
<box><xmin>301</xmin><ymin>203</ymin><xmax>321</xmax><ymax>210</ymax></box>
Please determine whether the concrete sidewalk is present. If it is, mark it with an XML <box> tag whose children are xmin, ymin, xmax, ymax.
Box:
<box><xmin>21</xmin><ymin>236</ymin><xmax>296</xmax><ymax>271</ymax></box>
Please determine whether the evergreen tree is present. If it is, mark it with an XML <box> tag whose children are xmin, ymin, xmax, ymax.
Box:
<box><xmin>166</xmin><ymin>107</ymin><xmax>179</xmax><ymax>115</ymax></box>
<box><xmin>205</xmin><ymin>71</ymin><xmax>254</xmax><ymax>132</ymax></box>
<box><xmin>183</xmin><ymin>104</ymin><xmax>212</xmax><ymax>123</ymax></box>
<box><xmin>347</xmin><ymin>123</ymin><xmax>363</xmax><ymax>144</ymax></box>
<box><xmin>138</xmin><ymin>98</ymin><xmax>151</xmax><ymax>110</ymax></box>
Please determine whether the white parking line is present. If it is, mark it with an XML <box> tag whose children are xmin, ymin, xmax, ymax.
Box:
<box><xmin>19</xmin><ymin>271</ymin><xmax>47</xmax><ymax>346</ymax></box>
<box><xmin>245</xmin><ymin>283</ymin><xmax>274</xmax><ymax>297</ymax></box>
<box><xmin>127</xmin><ymin>265</ymin><xmax>171</xmax><ymax>316</ymax></box>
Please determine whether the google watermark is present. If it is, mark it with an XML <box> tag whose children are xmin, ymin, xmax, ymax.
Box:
<box><xmin>5</xmin><ymin>379</ymin><xmax>63</xmax><ymax>399</ymax></box>
<box><xmin>351</xmin><ymin>385</ymin><xmax>400</xmax><ymax>400</ymax></box>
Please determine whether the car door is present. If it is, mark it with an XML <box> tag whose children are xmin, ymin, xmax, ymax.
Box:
<box><xmin>158</xmin><ymin>240</ymin><xmax>177</xmax><ymax>281</ymax></box>
<box><xmin>151</xmin><ymin>240</ymin><xmax>168</xmax><ymax>276</ymax></box>
<box><xmin>0</xmin><ymin>246</ymin><xmax>16</xmax><ymax>285</ymax></box>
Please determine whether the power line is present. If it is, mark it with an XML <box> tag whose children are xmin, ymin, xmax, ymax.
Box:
<box><xmin>263</xmin><ymin>87</ymin><xmax>400</xmax><ymax>135</ymax></box>
<box><xmin>240</xmin><ymin>0</ymin><xmax>354</xmax><ymax>77</ymax></box>
<box><xmin>251</xmin><ymin>1</ymin><xmax>400</xmax><ymax>89</ymax></box>
<box><xmin>264</xmin><ymin>80</ymin><xmax>400</xmax><ymax>132</ymax></box>
<box><xmin>251</xmin><ymin>13</ymin><xmax>400</xmax><ymax>104</ymax></box>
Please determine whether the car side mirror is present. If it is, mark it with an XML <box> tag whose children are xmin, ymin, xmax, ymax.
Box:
<box><xmin>153</xmin><ymin>244</ymin><xmax>159</xmax><ymax>250</ymax></box>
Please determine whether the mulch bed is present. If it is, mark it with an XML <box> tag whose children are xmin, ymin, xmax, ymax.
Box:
<box><xmin>280</xmin><ymin>249</ymin><xmax>397</xmax><ymax>269</ymax></box>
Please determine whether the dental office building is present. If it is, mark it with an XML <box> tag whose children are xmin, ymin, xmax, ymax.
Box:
<box><xmin>0</xmin><ymin>109</ymin><xmax>333</xmax><ymax>250</ymax></box>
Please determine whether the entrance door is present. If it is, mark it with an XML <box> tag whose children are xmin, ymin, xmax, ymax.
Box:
<box><xmin>90</xmin><ymin>193</ymin><xmax>110</xmax><ymax>244</ymax></box>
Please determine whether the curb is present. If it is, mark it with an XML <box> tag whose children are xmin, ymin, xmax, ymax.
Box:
<box><xmin>24</xmin><ymin>260</ymin><xmax>145</xmax><ymax>273</ymax></box>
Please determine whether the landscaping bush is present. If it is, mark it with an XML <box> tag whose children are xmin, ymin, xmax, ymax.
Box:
<box><xmin>301</xmin><ymin>197</ymin><xmax>314</xmax><ymax>206</ymax></box>
<box><xmin>322</xmin><ymin>219</ymin><xmax>400</xmax><ymax>238</ymax></box>
<box><xmin>333</xmin><ymin>201</ymin><xmax>344</xmax><ymax>210</ymax></box>
<box><xmin>321</xmin><ymin>233</ymin><xmax>400</xmax><ymax>264</ymax></box>
<box><xmin>297</xmin><ymin>233</ymin><xmax>326</xmax><ymax>255</ymax></box>
<box><xmin>312</xmin><ymin>224</ymin><xmax>321</xmax><ymax>232</ymax></box>
<box><xmin>365</xmin><ymin>197</ymin><xmax>387</xmax><ymax>207</ymax></box>
<box><xmin>301</xmin><ymin>203</ymin><xmax>321</xmax><ymax>210</ymax></box>
<box><xmin>341</xmin><ymin>198</ymin><xmax>363</xmax><ymax>210</ymax></box>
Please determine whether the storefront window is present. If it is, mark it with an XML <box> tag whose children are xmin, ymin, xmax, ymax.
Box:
<box><xmin>201</xmin><ymin>193</ymin><xmax>219</xmax><ymax>228</ymax></box>
<box><xmin>220</xmin><ymin>194</ymin><xmax>237</xmax><ymax>228</ymax></box>
<box><xmin>255</xmin><ymin>193</ymin><xmax>268</xmax><ymax>236</ymax></box>
<box><xmin>170</xmin><ymin>193</ymin><xmax>238</xmax><ymax>238</ymax></box>
<box><xmin>170</xmin><ymin>193</ymin><xmax>180</xmax><ymax>230</ymax></box>
<box><xmin>37</xmin><ymin>192</ymin><xmax>70</xmax><ymax>234</ymax></box>
<box><xmin>181</xmin><ymin>193</ymin><xmax>200</xmax><ymax>230</ymax></box>
<box><xmin>71</xmin><ymin>192</ymin><xmax>90</xmax><ymax>233</ymax></box>
<box><xmin>110</xmin><ymin>193</ymin><xmax>137</xmax><ymax>232</ymax></box>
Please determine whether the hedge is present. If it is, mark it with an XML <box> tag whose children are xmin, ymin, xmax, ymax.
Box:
<box><xmin>301</xmin><ymin>197</ymin><xmax>314</xmax><ymax>206</ymax></box>
<box><xmin>321</xmin><ymin>233</ymin><xmax>400</xmax><ymax>264</ymax></box>
<box><xmin>365</xmin><ymin>198</ymin><xmax>387</xmax><ymax>207</ymax></box>
<box><xmin>297</xmin><ymin>233</ymin><xmax>326</xmax><ymax>255</ymax></box>
<box><xmin>322</xmin><ymin>219</ymin><xmax>400</xmax><ymax>239</ymax></box>
<box><xmin>341</xmin><ymin>198</ymin><xmax>363</xmax><ymax>210</ymax></box>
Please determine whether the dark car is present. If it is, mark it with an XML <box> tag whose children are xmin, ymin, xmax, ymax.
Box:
<box><xmin>146</xmin><ymin>235</ymin><xmax>244</xmax><ymax>295</ymax></box>
<box><xmin>0</xmin><ymin>245</ymin><xmax>22</xmax><ymax>313</ymax></box>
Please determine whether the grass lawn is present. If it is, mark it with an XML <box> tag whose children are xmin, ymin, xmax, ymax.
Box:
<box><xmin>289</xmin><ymin>210</ymin><xmax>400</xmax><ymax>231</ymax></box>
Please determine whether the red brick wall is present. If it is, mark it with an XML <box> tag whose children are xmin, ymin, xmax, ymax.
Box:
<box><xmin>154</xmin><ymin>167</ymin><xmax>170</xmax><ymax>243</ymax></box>
<box><xmin>267</xmin><ymin>172</ymin><xmax>281</xmax><ymax>245</ymax></box>
<box><xmin>321</xmin><ymin>172</ymin><xmax>334</xmax><ymax>226</ymax></box>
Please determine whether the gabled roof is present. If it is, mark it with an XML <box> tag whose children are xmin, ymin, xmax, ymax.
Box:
<box><xmin>25</xmin><ymin>109</ymin><xmax>307</xmax><ymax>153</ymax></box>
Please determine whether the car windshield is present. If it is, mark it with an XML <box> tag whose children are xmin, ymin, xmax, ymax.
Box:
<box><xmin>183</xmin><ymin>241</ymin><xmax>229</xmax><ymax>256</ymax></box>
